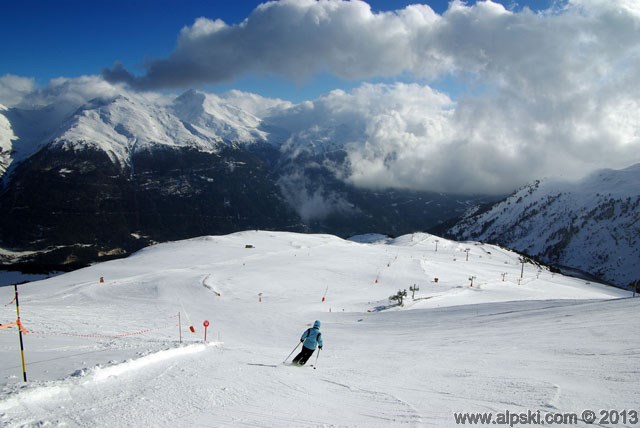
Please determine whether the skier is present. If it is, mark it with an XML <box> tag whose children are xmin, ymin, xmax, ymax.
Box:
<box><xmin>292</xmin><ymin>320</ymin><xmax>323</xmax><ymax>366</ymax></box>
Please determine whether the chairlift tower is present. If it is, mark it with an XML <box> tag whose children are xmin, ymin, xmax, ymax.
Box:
<box><xmin>409</xmin><ymin>284</ymin><xmax>419</xmax><ymax>299</ymax></box>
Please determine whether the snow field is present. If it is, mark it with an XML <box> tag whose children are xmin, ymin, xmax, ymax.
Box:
<box><xmin>0</xmin><ymin>231</ymin><xmax>636</xmax><ymax>427</ymax></box>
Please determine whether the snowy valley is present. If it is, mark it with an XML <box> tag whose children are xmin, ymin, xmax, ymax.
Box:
<box><xmin>0</xmin><ymin>231</ymin><xmax>636</xmax><ymax>427</ymax></box>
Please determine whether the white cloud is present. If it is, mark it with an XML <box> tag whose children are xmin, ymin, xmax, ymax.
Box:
<box><xmin>0</xmin><ymin>75</ymin><xmax>36</xmax><ymax>107</ymax></box>
<box><xmin>267</xmin><ymin>75</ymin><xmax>640</xmax><ymax>194</ymax></box>
<box><xmin>103</xmin><ymin>0</ymin><xmax>441</xmax><ymax>89</ymax></box>
<box><xmin>9</xmin><ymin>0</ymin><xmax>640</xmax><ymax>194</ymax></box>
<box><xmin>96</xmin><ymin>0</ymin><xmax>640</xmax><ymax>193</ymax></box>
<box><xmin>220</xmin><ymin>89</ymin><xmax>293</xmax><ymax>117</ymax></box>
<box><xmin>277</xmin><ymin>169</ymin><xmax>358</xmax><ymax>222</ymax></box>
<box><xmin>7</xmin><ymin>75</ymin><xmax>173</xmax><ymax>118</ymax></box>
<box><xmin>41</xmin><ymin>76</ymin><xmax>124</xmax><ymax>105</ymax></box>
<box><xmin>103</xmin><ymin>0</ymin><xmax>637</xmax><ymax>93</ymax></box>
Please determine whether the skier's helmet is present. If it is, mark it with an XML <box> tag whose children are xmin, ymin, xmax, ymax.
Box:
<box><xmin>313</xmin><ymin>320</ymin><xmax>321</xmax><ymax>328</ymax></box>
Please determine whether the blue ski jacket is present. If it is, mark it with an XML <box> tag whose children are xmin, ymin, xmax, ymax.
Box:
<box><xmin>300</xmin><ymin>320</ymin><xmax>323</xmax><ymax>350</ymax></box>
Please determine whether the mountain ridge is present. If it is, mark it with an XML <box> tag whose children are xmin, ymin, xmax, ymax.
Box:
<box><xmin>2</xmin><ymin>88</ymin><xmax>638</xmax><ymax>290</ymax></box>
<box><xmin>446</xmin><ymin>164</ymin><xmax>640</xmax><ymax>288</ymax></box>
<box><xmin>0</xmin><ymin>89</ymin><xmax>489</xmax><ymax>270</ymax></box>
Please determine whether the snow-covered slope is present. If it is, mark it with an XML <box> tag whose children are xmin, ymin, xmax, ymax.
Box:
<box><xmin>52</xmin><ymin>94</ymin><xmax>227</xmax><ymax>168</ymax></box>
<box><xmin>172</xmin><ymin>89</ymin><xmax>270</xmax><ymax>144</ymax></box>
<box><xmin>2</xmin><ymin>99</ymin><xmax>112</xmax><ymax>177</ymax></box>
<box><xmin>0</xmin><ymin>231</ymin><xmax>634</xmax><ymax>427</ymax></box>
<box><xmin>0</xmin><ymin>104</ymin><xmax>14</xmax><ymax>177</ymax></box>
<box><xmin>448</xmin><ymin>164</ymin><xmax>640</xmax><ymax>288</ymax></box>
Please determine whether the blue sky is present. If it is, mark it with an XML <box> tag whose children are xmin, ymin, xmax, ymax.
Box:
<box><xmin>1</xmin><ymin>0</ymin><xmax>553</xmax><ymax>101</ymax></box>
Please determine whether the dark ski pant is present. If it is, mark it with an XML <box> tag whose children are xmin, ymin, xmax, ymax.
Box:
<box><xmin>292</xmin><ymin>346</ymin><xmax>315</xmax><ymax>365</ymax></box>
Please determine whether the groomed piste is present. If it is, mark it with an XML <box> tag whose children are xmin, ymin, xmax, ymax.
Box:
<box><xmin>0</xmin><ymin>231</ymin><xmax>636</xmax><ymax>427</ymax></box>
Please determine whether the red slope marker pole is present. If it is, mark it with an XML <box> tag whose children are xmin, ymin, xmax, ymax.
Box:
<box><xmin>203</xmin><ymin>320</ymin><xmax>210</xmax><ymax>342</ymax></box>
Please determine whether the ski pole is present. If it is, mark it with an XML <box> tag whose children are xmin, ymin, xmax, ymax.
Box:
<box><xmin>313</xmin><ymin>348</ymin><xmax>321</xmax><ymax>370</ymax></box>
<box><xmin>283</xmin><ymin>342</ymin><xmax>302</xmax><ymax>363</ymax></box>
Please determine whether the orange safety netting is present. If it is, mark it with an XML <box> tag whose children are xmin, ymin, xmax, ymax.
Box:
<box><xmin>0</xmin><ymin>319</ymin><xmax>28</xmax><ymax>333</ymax></box>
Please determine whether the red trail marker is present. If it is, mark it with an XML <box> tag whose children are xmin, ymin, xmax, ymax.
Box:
<box><xmin>203</xmin><ymin>320</ymin><xmax>210</xmax><ymax>342</ymax></box>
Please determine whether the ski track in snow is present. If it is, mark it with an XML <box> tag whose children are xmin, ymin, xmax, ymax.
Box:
<box><xmin>0</xmin><ymin>231</ymin><xmax>637</xmax><ymax>427</ymax></box>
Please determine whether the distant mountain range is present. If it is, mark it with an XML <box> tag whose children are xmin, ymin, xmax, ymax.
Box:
<box><xmin>0</xmin><ymin>90</ymin><xmax>492</xmax><ymax>270</ymax></box>
<box><xmin>446</xmin><ymin>164</ymin><xmax>640</xmax><ymax>289</ymax></box>
<box><xmin>2</xmin><ymin>88</ymin><xmax>638</xmax><ymax>289</ymax></box>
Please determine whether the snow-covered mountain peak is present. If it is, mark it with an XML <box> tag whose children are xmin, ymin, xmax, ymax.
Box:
<box><xmin>172</xmin><ymin>89</ymin><xmax>206</xmax><ymax>114</ymax></box>
<box><xmin>576</xmin><ymin>163</ymin><xmax>640</xmax><ymax>196</ymax></box>
<box><xmin>48</xmin><ymin>93</ymin><xmax>227</xmax><ymax>167</ymax></box>
<box><xmin>172</xmin><ymin>89</ymin><xmax>269</xmax><ymax>143</ymax></box>
<box><xmin>1</xmin><ymin>88</ymin><xmax>281</xmax><ymax>176</ymax></box>
<box><xmin>0</xmin><ymin>105</ymin><xmax>15</xmax><ymax>177</ymax></box>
